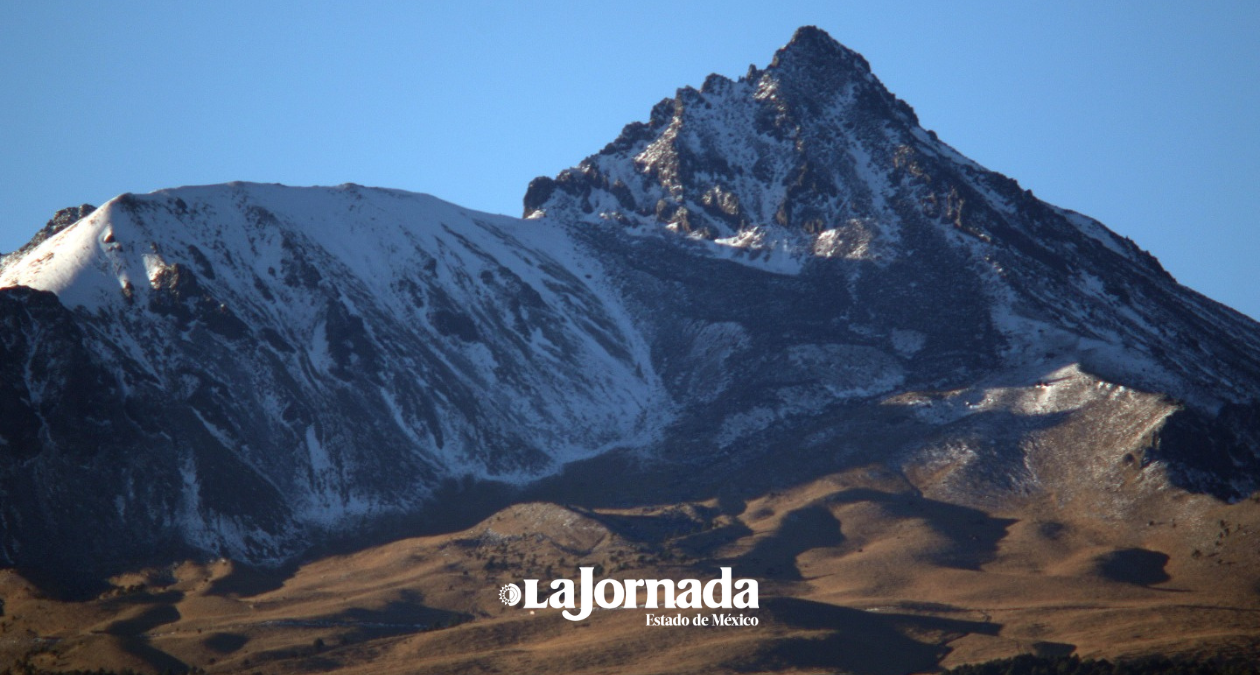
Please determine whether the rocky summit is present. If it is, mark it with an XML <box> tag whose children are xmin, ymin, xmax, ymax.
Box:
<box><xmin>1</xmin><ymin>26</ymin><xmax>1258</xmax><ymax>595</ymax></box>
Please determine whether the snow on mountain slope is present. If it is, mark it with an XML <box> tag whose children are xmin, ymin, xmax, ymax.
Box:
<box><xmin>528</xmin><ymin>27</ymin><xmax>1260</xmax><ymax>407</ymax></box>
<box><xmin>2</xmin><ymin>27</ymin><xmax>1259</xmax><ymax>584</ymax></box>
<box><xmin>0</xmin><ymin>182</ymin><xmax>668</xmax><ymax>576</ymax></box>
<box><xmin>526</xmin><ymin>26</ymin><xmax>1260</xmax><ymax>500</ymax></box>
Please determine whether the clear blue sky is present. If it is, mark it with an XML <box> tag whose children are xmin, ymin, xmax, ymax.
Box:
<box><xmin>3</xmin><ymin>2</ymin><xmax>1258</xmax><ymax>319</ymax></box>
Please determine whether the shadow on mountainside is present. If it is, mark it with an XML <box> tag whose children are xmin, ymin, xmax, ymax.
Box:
<box><xmin>723</xmin><ymin>504</ymin><xmax>845</xmax><ymax>580</ymax></box>
<box><xmin>1094</xmin><ymin>547</ymin><xmax>1171</xmax><ymax>586</ymax></box>
<box><xmin>99</xmin><ymin>594</ymin><xmax>188</xmax><ymax>674</ymax></box>
<box><xmin>729</xmin><ymin>597</ymin><xmax>1000</xmax><ymax>675</ymax></box>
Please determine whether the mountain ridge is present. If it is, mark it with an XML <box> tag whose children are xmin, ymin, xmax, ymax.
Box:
<box><xmin>521</xmin><ymin>26</ymin><xmax>1260</xmax><ymax>503</ymax></box>
<box><xmin>1</xmin><ymin>27</ymin><xmax>1258</xmax><ymax>590</ymax></box>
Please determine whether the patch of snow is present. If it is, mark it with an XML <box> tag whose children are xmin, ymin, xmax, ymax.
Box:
<box><xmin>890</xmin><ymin>329</ymin><xmax>926</xmax><ymax>357</ymax></box>
<box><xmin>305</xmin><ymin>425</ymin><xmax>332</xmax><ymax>474</ymax></box>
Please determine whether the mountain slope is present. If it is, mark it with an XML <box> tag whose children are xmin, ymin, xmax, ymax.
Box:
<box><xmin>525</xmin><ymin>25</ymin><xmax>1260</xmax><ymax>499</ymax></box>
<box><xmin>0</xmin><ymin>183</ymin><xmax>668</xmax><ymax>582</ymax></box>
<box><xmin>0</xmin><ymin>26</ymin><xmax>1258</xmax><ymax>589</ymax></box>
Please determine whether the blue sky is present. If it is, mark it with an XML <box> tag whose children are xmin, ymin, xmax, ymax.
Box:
<box><xmin>3</xmin><ymin>2</ymin><xmax>1258</xmax><ymax>319</ymax></box>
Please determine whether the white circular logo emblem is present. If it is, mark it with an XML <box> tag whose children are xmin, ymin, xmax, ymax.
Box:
<box><xmin>499</xmin><ymin>583</ymin><xmax>522</xmax><ymax>606</ymax></box>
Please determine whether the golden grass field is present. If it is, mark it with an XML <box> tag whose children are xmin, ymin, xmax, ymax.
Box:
<box><xmin>2</xmin><ymin>460</ymin><xmax>1257</xmax><ymax>674</ymax></box>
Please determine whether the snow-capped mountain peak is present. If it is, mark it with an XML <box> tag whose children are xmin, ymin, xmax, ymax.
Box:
<box><xmin>2</xmin><ymin>28</ymin><xmax>1259</xmax><ymax>584</ymax></box>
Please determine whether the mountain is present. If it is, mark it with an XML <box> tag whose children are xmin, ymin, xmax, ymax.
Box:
<box><xmin>0</xmin><ymin>184</ymin><xmax>674</xmax><ymax>587</ymax></box>
<box><xmin>522</xmin><ymin>26</ymin><xmax>1260</xmax><ymax>498</ymax></box>
<box><xmin>1</xmin><ymin>26</ymin><xmax>1258</xmax><ymax>593</ymax></box>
